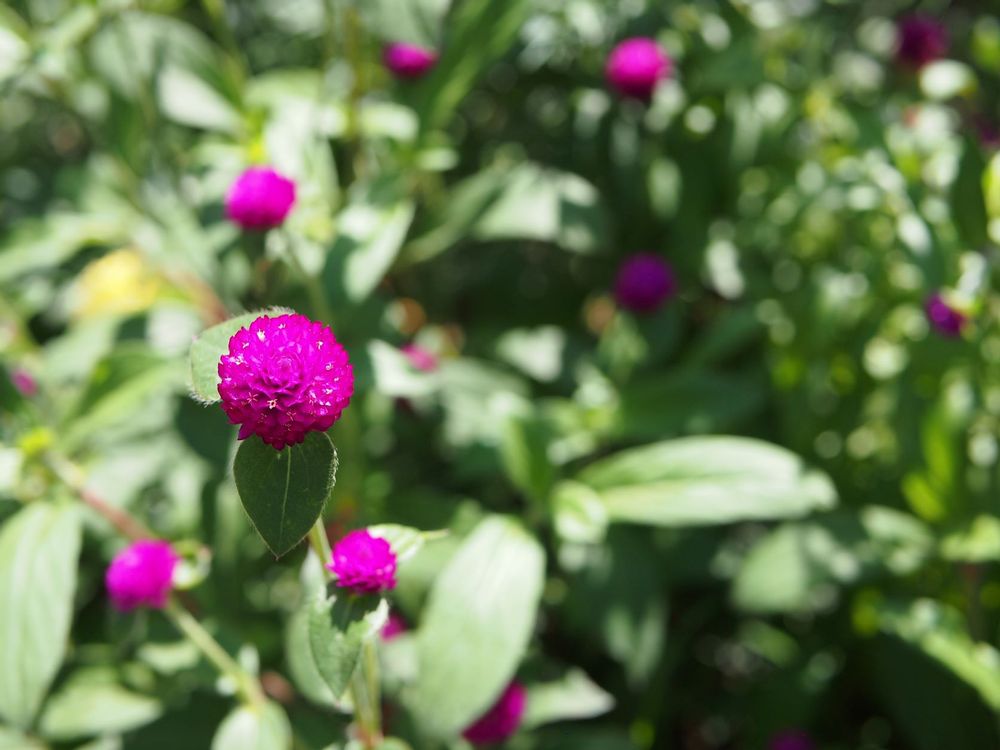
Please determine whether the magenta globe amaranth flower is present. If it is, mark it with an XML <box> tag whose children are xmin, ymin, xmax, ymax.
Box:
<box><xmin>381</xmin><ymin>612</ymin><xmax>408</xmax><ymax>641</ymax></box>
<box><xmin>225</xmin><ymin>167</ymin><xmax>296</xmax><ymax>231</ymax></box>
<box><xmin>615</xmin><ymin>253</ymin><xmax>677</xmax><ymax>313</ymax></box>
<box><xmin>328</xmin><ymin>529</ymin><xmax>397</xmax><ymax>594</ymax></box>
<box><xmin>384</xmin><ymin>42</ymin><xmax>438</xmax><ymax>79</ymax></box>
<box><xmin>925</xmin><ymin>293</ymin><xmax>968</xmax><ymax>338</ymax></box>
<box><xmin>11</xmin><ymin>368</ymin><xmax>37</xmax><ymax>397</ymax></box>
<box><xmin>463</xmin><ymin>681</ymin><xmax>527</xmax><ymax>745</ymax></box>
<box><xmin>896</xmin><ymin>15</ymin><xmax>948</xmax><ymax>70</ymax></box>
<box><xmin>606</xmin><ymin>37</ymin><xmax>672</xmax><ymax>101</ymax></box>
<box><xmin>401</xmin><ymin>343</ymin><xmax>438</xmax><ymax>372</ymax></box>
<box><xmin>770</xmin><ymin>729</ymin><xmax>815</xmax><ymax>750</ymax></box>
<box><xmin>218</xmin><ymin>313</ymin><xmax>354</xmax><ymax>450</ymax></box>
<box><xmin>105</xmin><ymin>540</ymin><xmax>179</xmax><ymax>612</ymax></box>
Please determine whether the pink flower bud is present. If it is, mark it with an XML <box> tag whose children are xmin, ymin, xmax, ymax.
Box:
<box><xmin>462</xmin><ymin>681</ymin><xmax>527</xmax><ymax>745</ymax></box>
<box><xmin>328</xmin><ymin>529</ymin><xmax>397</xmax><ymax>594</ymax></box>
<box><xmin>606</xmin><ymin>37</ymin><xmax>672</xmax><ymax>101</ymax></box>
<box><xmin>225</xmin><ymin>167</ymin><xmax>296</xmax><ymax>231</ymax></box>
<box><xmin>895</xmin><ymin>15</ymin><xmax>948</xmax><ymax>70</ymax></box>
<box><xmin>925</xmin><ymin>293</ymin><xmax>967</xmax><ymax>338</ymax></box>
<box><xmin>381</xmin><ymin>612</ymin><xmax>407</xmax><ymax>641</ymax></box>
<box><xmin>383</xmin><ymin>43</ymin><xmax>438</xmax><ymax>79</ymax></box>
<box><xmin>401</xmin><ymin>343</ymin><xmax>438</xmax><ymax>373</ymax></box>
<box><xmin>105</xmin><ymin>540</ymin><xmax>179</xmax><ymax>611</ymax></box>
<box><xmin>770</xmin><ymin>729</ymin><xmax>815</xmax><ymax>750</ymax></box>
<box><xmin>614</xmin><ymin>253</ymin><xmax>677</xmax><ymax>314</ymax></box>
<box><xmin>11</xmin><ymin>368</ymin><xmax>37</xmax><ymax>397</ymax></box>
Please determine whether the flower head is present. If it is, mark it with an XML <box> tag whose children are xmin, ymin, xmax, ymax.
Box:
<box><xmin>462</xmin><ymin>681</ymin><xmax>527</xmax><ymax>745</ymax></box>
<box><xmin>896</xmin><ymin>15</ymin><xmax>948</xmax><ymax>70</ymax></box>
<box><xmin>401</xmin><ymin>343</ymin><xmax>438</xmax><ymax>373</ymax></box>
<box><xmin>384</xmin><ymin>43</ymin><xmax>438</xmax><ymax>79</ymax></box>
<box><xmin>328</xmin><ymin>529</ymin><xmax>397</xmax><ymax>594</ymax></box>
<box><xmin>770</xmin><ymin>729</ymin><xmax>815</xmax><ymax>750</ymax></box>
<box><xmin>615</xmin><ymin>253</ymin><xmax>677</xmax><ymax>313</ymax></box>
<box><xmin>381</xmin><ymin>612</ymin><xmax>408</xmax><ymax>641</ymax></box>
<box><xmin>606</xmin><ymin>37</ymin><xmax>672</xmax><ymax>101</ymax></box>
<box><xmin>105</xmin><ymin>540</ymin><xmax>179</xmax><ymax>612</ymax></box>
<box><xmin>218</xmin><ymin>313</ymin><xmax>354</xmax><ymax>450</ymax></box>
<box><xmin>925</xmin><ymin>293</ymin><xmax>968</xmax><ymax>338</ymax></box>
<box><xmin>225</xmin><ymin>167</ymin><xmax>296</xmax><ymax>231</ymax></box>
<box><xmin>11</xmin><ymin>368</ymin><xmax>37</xmax><ymax>397</ymax></box>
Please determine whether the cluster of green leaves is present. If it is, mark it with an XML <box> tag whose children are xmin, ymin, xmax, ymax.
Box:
<box><xmin>3</xmin><ymin>0</ymin><xmax>1000</xmax><ymax>748</ymax></box>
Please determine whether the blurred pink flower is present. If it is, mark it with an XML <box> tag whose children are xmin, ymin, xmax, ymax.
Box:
<box><xmin>328</xmin><ymin>529</ymin><xmax>397</xmax><ymax>594</ymax></box>
<box><xmin>11</xmin><ymin>368</ymin><xmax>37</xmax><ymax>397</ymax></box>
<box><xmin>218</xmin><ymin>313</ymin><xmax>354</xmax><ymax>450</ymax></box>
<box><xmin>381</xmin><ymin>612</ymin><xmax>408</xmax><ymax>641</ymax></box>
<box><xmin>462</xmin><ymin>681</ymin><xmax>527</xmax><ymax>745</ymax></box>
<box><xmin>925</xmin><ymin>293</ymin><xmax>967</xmax><ymax>338</ymax></box>
<box><xmin>895</xmin><ymin>15</ymin><xmax>948</xmax><ymax>69</ymax></box>
<box><xmin>401</xmin><ymin>343</ymin><xmax>438</xmax><ymax>372</ymax></box>
<box><xmin>105</xmin><ymin>540</ymin><xmax>179</xmax><ymax>611</ymax></box>
<box><xmin>606</xmin><ymin>37</ymin><xmax>672</xmax><ymax>101</ymax></box>
<box><xmin>383</xmin><ymin>43</ymin><xmax>438</xmax><ymax>79</ymax></box>
<box><xmin>225</xmin><ymin>167</ymin><xmax>296</xmax><ymax>230</ymax></box>
<box><xmin>614</xmin><ymin>253</ymin><xmax>677</xmax><ymax>314</ymax></box>
<box><xmin>770</xmin><ymin>728</ymin><xmax>815</xmax><ymax>750</ymax></box>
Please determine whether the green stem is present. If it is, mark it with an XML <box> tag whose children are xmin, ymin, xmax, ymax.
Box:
<box><xmin>308</xmin><ymin>517</ymin><xmax>333</xmax><ymax>566</ymax></box>
<box><xmin>164</xmin><ymin>599</ymin><xmax>266</xmax><ymax>709</ymax></box>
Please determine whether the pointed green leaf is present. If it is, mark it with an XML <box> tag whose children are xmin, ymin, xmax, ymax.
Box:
<box><xmin>188</xmin><ymin>309</ymin><xmax>291</xmax><ymax>404</ymax></box>
<box><xmin>308</xmin><ymin>592</ymin><xmax>388</xmax><ymax>699</ymax></box>
<box><xmin>408</xmin><ymin>516</ymin><xmax>544</xmax><ymax>738</ymax></box>
<box><xmin>0</xmin><ymin>504</ymin><xmax>82</xmax><ymax>728</ymax></box>
<box><xmin>38</xmin><ymin>671</ymin><xmax>162</xmax><ymax>741</ymax></box>
<box><xmin>523</xmin><ymin>669</ymin><xmax>615</xmax><ymax>729</ymax></box>
<box><xmin>212</xmin><ymin>702</ymin><xmax>292</xmax><ymax>750</ymax></box>
<box><xmin>233</xmin><ymin>433</ymin><xmax>338</xmax><ymax>557</ymax></box>
<box><xmin>368</xmin><ymin>524</ymin><xmax>439</xmax><ymax>563</ymax></box>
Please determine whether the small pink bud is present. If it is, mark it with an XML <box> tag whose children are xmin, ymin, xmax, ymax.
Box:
<box><xmin>895</xmin><ymin>15</ymin><xmax>948</xmax><ymax>70</ymax></box>
<box><xmin>770</xmin><ymin>729</ymin><xmax>815</xmax><ymax>750</ymax></box>
<box><xmin>225</xmin><ymin>167</ymin><xmax>296</xmax><ymax>231</ymax></box>
<box><xmin>383</xmin><ymin>43</ymin><xmax>438</xmax><ymax>79</ymax></box>
<box><xmin>381</xmin><ymin>612</ymin><xmax>407</xmax><ymax>641</ymax></box>
<box><xmin>606</xmin><ymin>37</ymin><xmax>672</xmax><ymax>101</ymax></box>
<box><xmin>401</xmin><ymin>343</ymin><xmax>438</xmax><ymax>373</ymax></box>
<box><xmin>462</xmin><ymin>681</ymin><xmax>527</xmax><ymax>745</ymax></box>
<box><xmin>328</xmin><ymin>529</ymin><xmax>397</xmax><ymax>594</ymax></box>
<box><xmin>925</xmin><ymin>293</ymin><xmax>968</xmax><ymax>338</ymax></box>
<box><xmin>11</xmin><ymin>368</ymin><xmax>37</xmax><ymax>397</ymax></box>
<box><xmin>218</xmin><ymin>313</ymin><xmax>354</xmax><ymax>451</ymax></box>
<box><xmin>105</xmin><ymin>540</ymin><xmax>179</xmax><ymax>612</ymax></box>
<box><xmin>614</xmin><ymin>253</ymin><xmax>677</xmax><ymax>314</ymax></box>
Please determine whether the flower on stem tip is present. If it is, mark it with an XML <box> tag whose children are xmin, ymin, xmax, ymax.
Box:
<box><xmin>105</xmin><ymin>540</ymin><xmax>179</xmax><ymax>611</ymax></box>
<box><xmin>614</xmin><ymin>253</ymin><xmax>677</xmax><ymax>314</ymax></box>
<box><xmin>606</xmin><ymin>37</ymin><xmax>672</xmax><ymax>101</ymax></box>
<box><xmin>225</xmin><ymin>167</ymin><xmax>296</xmax><ymax>231</ymax></box>
<box><xmin>462</xmin><ymin>681</ymin><xmax>527</xmax><ymax>745</ymax></box>
<box><xmin>328</xmin><ymin>529</ymin><xmax>397</xmax><ymax>594</ymax></box>
<box><xmin>383</xmin><ymin>43</ymin><xmax>438</xmax><ymax>79</ymax></box>
<box><xmin>925</xmin><ymin>293</ymin><xmax>968</xmax><ymax>338</ymax></box>
<box><xmin>218</xmin><ymin>313</ymin><xmax>354</xmax><ymax>450</ymax></box>
<box><xmin>895</xmin><ymin>15</ymin><xmax>948</xmax><ymax>70</ymax></box>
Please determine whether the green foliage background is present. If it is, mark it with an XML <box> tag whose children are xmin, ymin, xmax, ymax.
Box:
<box><xmin>3</xmin><ymin>0</ymin><xmax>1000</xmax><ymax>748</ymax></box>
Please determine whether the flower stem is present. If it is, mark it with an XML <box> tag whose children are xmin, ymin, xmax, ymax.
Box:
<box><xmin>164</xmin><ymin>599</ymin><xmax>267</xmax><ymax>709</ymax></box>
<box><xmin>309</xmin><ymin>517</ymin><xmax>333</xmax><ymax>565</ymax></box>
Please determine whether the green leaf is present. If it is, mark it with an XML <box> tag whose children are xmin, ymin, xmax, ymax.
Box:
<box><xmin>578</xmin><ymin>437</ymin><xmax>836</xmax><ymax>527</ymax></box>
<box><xmin>941</xmin><ymin>516</ymin><xmax>1000</xmax><ymax>562</ymax></box>
<box><xmin>233</xmin><ymin>432</ymin><xmax>338</xmax><ymax>557</ymax></box>
<box><xmin>867</xmin><ymin>598</ymin><xmax>1000</xmax><ymax>711</ymax></box>
<box><xmin>0</xmin><ymin>726</ymin><xmax>44</xmax><ymax>750</ymax></box>
<box><xmin>322</xmin><ymin>183</ymin><xmax>415</xmax><ymax>304</ymax></box>
<box><xmin>38</xmin><ymin>671</ymin><xmax>162</xmax><ymax>740</ymax></box>
<box><xmin>285</xmin><ymin>607</ymin><xmax>341</xmax><ymax>709</ymax></box>
<box><xmin>366</xmin><ymin>340</ymin><xmax>439</xmax><ymax>399</ymax></box>
<box><xmin>551</xmin><ymin>481</ymin><xmax>608</xmax><ymax>545</ymax></box>
<box><xmin>951</xmin><ymin>138</ymin><xmax>989</xmax><ymax>248</ymax></box>
<box><xmin>523</xmin><ymin>669</ymin><xmax>614</xmax><ymax>729</ymax></box>
<box><xmin>308</xmin><ymin>592</ymin><xmax>389</xmax><ymax>699</ymax></box>
<box><xmin>408</xmin><ymin>516</ymin><xmax>545</xmax><ymax>738</ymax></box>
<box><xmin>189</xmin><ymin>309</ymin><xmax>290</xmax><ymax>404</ymax></box>
<box><xmin>0</xmin><ymin>503</ymin><xmax>82</xmax><ymax>728</ymax></box>
<box><xmin>499</xmin><ymin>409</ymin><xmax>555</xmax><ymax>504</ymax></box>
<box><xmin>211</xmin><ymin>702</ymin><xmax>292</xmax><ymax>750</ymax></box>
<box><xmin>368</xmin><ymin>524</ymin><xmax>435</xmax><ymax>563</ymax></box>
<box><xmin>360</xmin><ymin>0</ymin><xmax>449</xmax><ymax>46</ymax></box>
